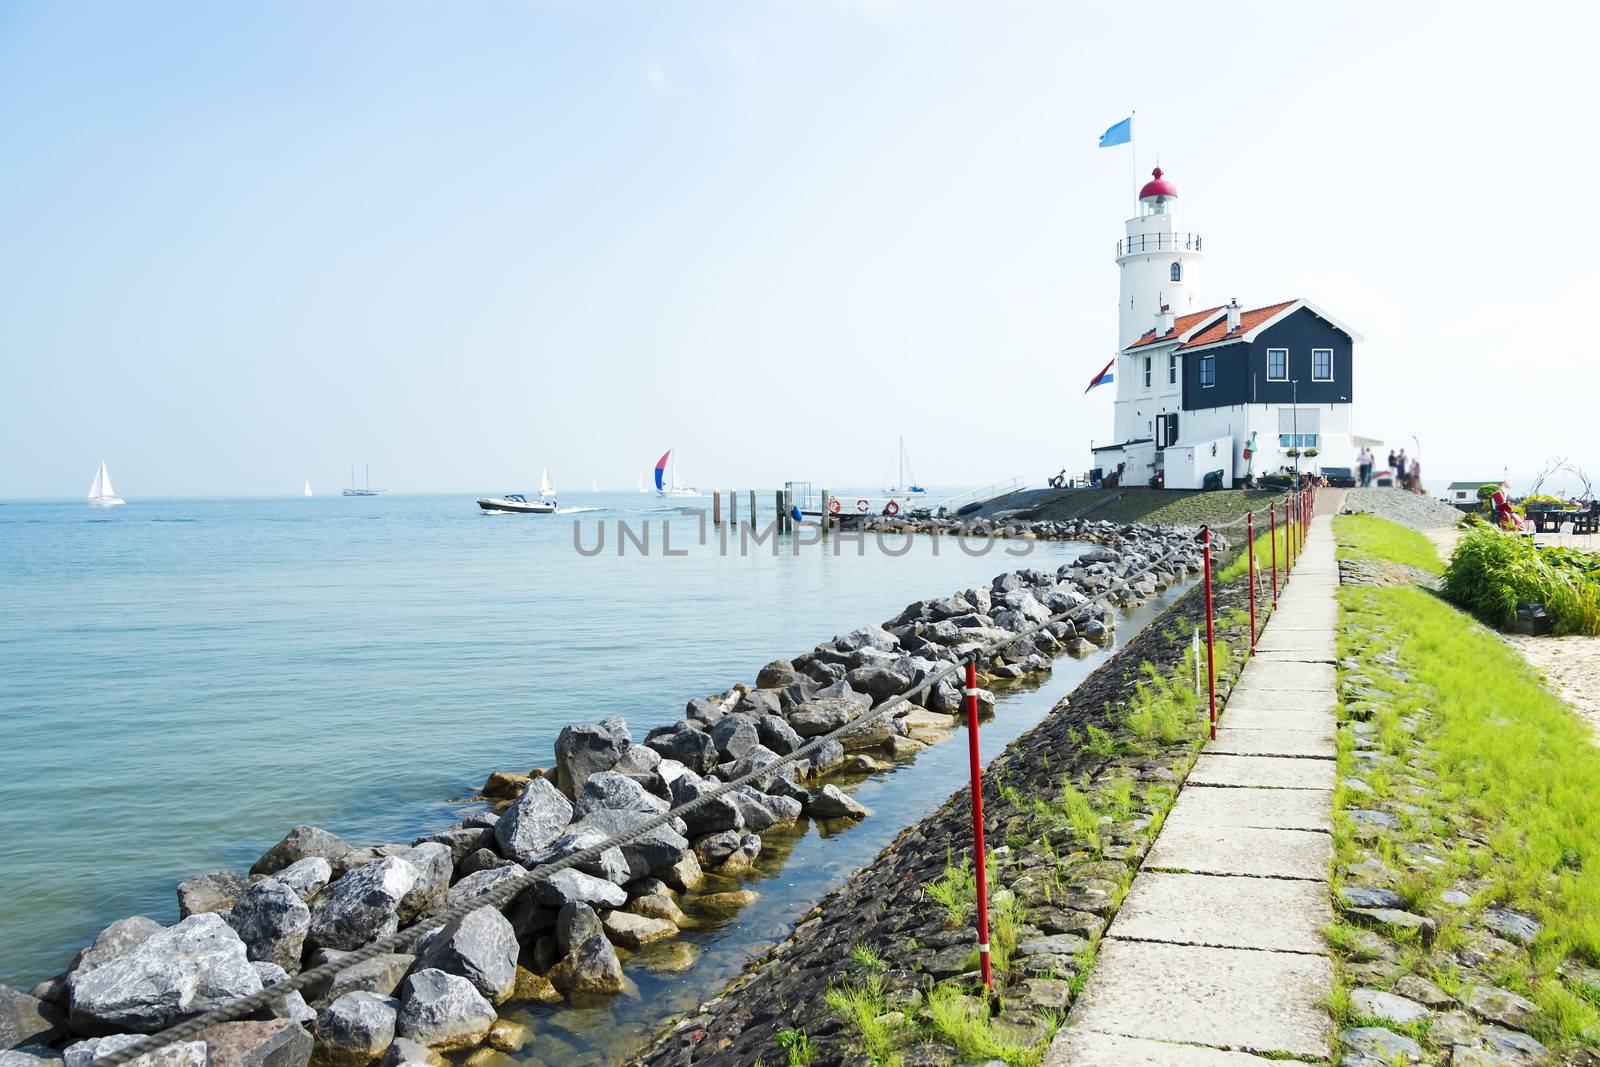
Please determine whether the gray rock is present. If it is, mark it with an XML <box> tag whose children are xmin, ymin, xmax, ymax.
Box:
<box><xmin>1466</xmin><ymin>985</ymin><xmax>1540</xmax><ymax>1031</ymax></box>
<box><xmin>318</xmin><ymin>955</ymin><xmax>415</xmax><ymax>1007</ymax></box>
<box><xmin>0</xmin><ymin>985</ymin><xmax>65</xmax><ymax>1051</ymax></box>
<box><xmin>552</xmin><ymin>723</ymin><xmax>623</xmax><ymax>799</ymax></box>
<box><xmin>598</xmin><ymin>716</ymin><xmax>631</xmax><ymax>748</ymax></box>
<box><xmin>1338</xmin><ymin>886</ymin><xmax>1405</xmax><ymax>911</ymax></box>
<box><xmin>194</xmin><ymin>1019</ymin><xmax>313</xmax><ymax>1067</ymax></box>
<box><xmin>63</xmin><ymin>1035</ymin><xmax>206</xmax><ymax>1067</ymax></box>
<box><xmin>1482</xmin><ymin>908</ymin><xmax>1540</xmax><ymax>946</ymax></box>
<box><xmin>306</xmin><ymin>857</ymin><xmax>419</xmax><ymax>952</ymax></box>
<box><xmin>1391</xmin><ymin>974</ymin><xmax>1453</xmax><ymax>1008</ymax></box>
<box><xmin>836</xmin><ymin>626</ymin><xmax>899</xmax><ymax>653</ymax></box>
<box><xmin>789</xmin><ymin>694</ymin><xmax>870</xmax><ymax>738</ymax></box>
<box><xmin>809</xmin><ymin>784</ymin><xmax>868</xmax><ymax>819</ymax></box>
<box><xmin>659</xmin><ymin>851</ymin><xmax>704</xmax><ymax>893</ymax></box>
<box><xmin>645</xmin><ymin>723</ymin><xmax>719</xmax><ymax>775</ymax></box>
<box><xmin>377</xmin><ymin>1038</ymin><xmax>440</xmax><ymax>1067</ymax></box>
<box><xmin>1338</xmin><ymin>1026</ymin><xmax>1421</xmax><ymax>1060</ymax></box>
<box><xmin>734</xmin><ymin>690</ymin><xmax>784</xmax><ymax>719</ymax></box>
<box><xmin>526</xmin><ymin>824</ymin><xmax>631</xmax><ymax>885</ymax></box>
<box><xmin>1481</xmin><ymin>1025</ymin><xmax>1550</xmax><ymax>1062</ymax></box>
<box><xmin>272</xmin><ymin>859</ymin><xmax>333</xmax><ymax>902</ymax></box>
<box><xmin>600</xmin><ymin>911</ymin><xmax>676</xmax><ymax>949</ymax></box>
<box><xmin>756</xmin><ymin>715</ymin><xmax>803</xmax><ymax>755</ymax></box>
<box><xmin>570</xmin><ymin>809</ymin><xmax>688</xmax><ymax>882</ymax></box>
<box><xmin>177</xmin><ymin>871</ymin><xmax>248</xmax><ymax>919</ymax></box>
<box><xmin>1349</xmin><ymin>988</ymin><xmax>1430</xmax><ymax>1025</ymax></box>
<box><xmin>555</xmin><ymin>902</ymin><xmax>603</xmax><ymax>955</ymax></box>
<box><xmin>395</xmin><ymin>844</ymin><xmax>453</xmax><ymax>924</ymax></box>
<box><xmin>312</xmin><ymin>992</ymin><xmax>397</xmax><ymax>1066</ymax></box>
<box><xmin>1348</xmin><ymin>908</ymin><xmax>1436</xmax><ymax>939</ymax></box>
<box><xmin>803</xmin><ymin>738</ymin><xmax>847</xmax><ymax>777</ymax></box>
<box><xmin>709</xmin><ymin>714</ymin><xmax>761</xmax><ymax>760</ymax></box>
<box><xmin>718</xmin><ymin>834</ymin><xmax>762</xmax><ymax>872</ymax></box>
<box><xmin>692</xmin><ymin>830</ymin><xmax>745</xmax><ymax>868</ymax></box>
<box><xmin>395</xmin><ymin>970</ymin><xmax>493</xmax><ymax>1052</ymax></box>
<box><xmin>414</xmin><ymin>908</ymin><xmax>517</xmax><ymax>1005</ymax></box>
<box><xmin>251</xmin><ymin>962</ymin><xmax>315</xmax><ymax>1025</ymax></box>
<box><xmin>412</xmin><ymin>827</ymin><xmax>491</xmax><ymax>867</ymax></box>
<box><xmin>573</xmin><ymin>771</ymin><xmax>668</xmax><ymax>820</ymax></box>
<box><xmin>250</xmin><ymin>826</ymin><xmax>353</xmax><ymax>879</ymax></box>
<box><xmin>69</xmin><ymin>917</ymin><xmax>165</xmax><ymax>980</ymax></box>
<box><xmin>548</xmin><ymin>935</ymin><xmax>623</xmax><ymax>999</ymax></box>
<box><xmin>843</xmin><ymin>665</ymin><xmax>910</xmax><ymax>703</ymax></box>
<box><xmin>533</xmin><ymin>869</ymin><xmax>626</xmax><ymax>910</ymax></box>
<box><xmin>68</xmin><ymin>913</ymin><xmax>263</xmax><ymax>1035</ymax></box>
<box><xmin>609</xmin><ymin>745</ymin><xmax>663</xmax><ymax>789</ymax></box>
<box><xmin>456</xmin><ymin>849</ymin><xmax>513</xmax><ymax>878</ymax></box>
<box><xmin>493</xmin><ymin>777</ymin><xmax>575</xmax><ymax>864</ymax></box>
<box><xmin>668</xmin><ymin>773</ymin><xmax>744</xmax><ymax>836</ymax></box>
<box><xmin>719</xmin><ymin>745</ymin><xmax>797</xmax><ymax>786</ymax></box>
<box><xmin>755</xmin><ymin>660</ymin><xmax>800</xmax><ymax>689</ymax></box>
<box><xmin>228</xmin><ymin>880</ymin><xmax>311</xmax><ymax>971</ymax></box>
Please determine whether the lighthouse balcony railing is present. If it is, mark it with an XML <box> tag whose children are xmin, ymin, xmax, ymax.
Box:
<box><xmin>1117</xmin><ymin>232</ymin><xmax>1203</xmax><ymax>256</ymax></box>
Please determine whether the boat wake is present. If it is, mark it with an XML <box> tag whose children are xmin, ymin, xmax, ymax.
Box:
<box><xmin>556</xmin><ymin>505</ymin><xmax>602</xmax><ymax>514</ymax></box>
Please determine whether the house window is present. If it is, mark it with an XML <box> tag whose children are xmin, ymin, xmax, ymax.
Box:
<box><xmin>1170</xmin><ymin>262</ymin><xmax>1182</xmax><ymax>282</ymax></box>
<box><xmin>1167</xmin><ymin>352</ymin><xmax>1178</xmax><ymax>385</ymax></box>
<box><xmin>1312</xmin><ymin>348</ymin><xmax>1332</xmax><ymax>381</ymax></box>
<box><xmin>1278</xmin><ymin>433</ymin><xmax>1318</xmax><ymax>449</ymax></box>
<box><xmin>1267</xmin><ymin>348</ymin><xmax>1288</xmax><ymax>381</ymax></box>
<box><xmin>1143</xmin><ymin>355</ymin><xmax>1151</xmax><ymax>388</ymax></box>
<box><xmin>1199</xmin><ymin>355</ymin><xmax>1216</xmax><ymax>387</ymax></box>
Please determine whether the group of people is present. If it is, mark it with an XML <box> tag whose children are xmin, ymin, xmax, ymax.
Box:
<box><xmin>1356</xmin><ymin>446</ymin><xmax>1424</xmax><ymax>493</ymax></box>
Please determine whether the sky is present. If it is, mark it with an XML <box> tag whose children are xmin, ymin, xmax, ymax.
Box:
<box><xmin>2</xmin><ymin>0</ymin><xmax>1597</xmax><ymax>499</ymax></box>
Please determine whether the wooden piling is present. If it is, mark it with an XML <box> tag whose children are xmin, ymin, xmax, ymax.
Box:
<box><xmin>713</xmin><ymin>490</ymin><xmax>722</xmax><ymax>526</ymax></box>
<box><xmin>775</xmin><ymin>489</ymin><xmax>786</xmax><ymax>533</ymax></box>
<box><xmin>748</xmin><ymin>489</ymin><xmax>757</xmax><ymax>529</ymax></box>
<box><xmin>730</xmin><ymin>490</ymin><xmax>737</xmax><ymax>527</ymax></box>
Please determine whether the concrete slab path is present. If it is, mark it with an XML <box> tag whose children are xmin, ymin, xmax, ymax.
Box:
<box><xmin>1047</xmin><ymin>499</ymin><xmax>1341</xmax><ymax>1065</ymax></box>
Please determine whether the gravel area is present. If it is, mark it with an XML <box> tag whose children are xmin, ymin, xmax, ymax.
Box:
<box><xmin>1341</xmin><ymin>488</ymin><xmax>1465</xmax><ymax>530</ymax></box>
<box><xmin>1505</xmin><ymin>633</ymin><xmax>1600</xmax><ymax>740</ymax></box>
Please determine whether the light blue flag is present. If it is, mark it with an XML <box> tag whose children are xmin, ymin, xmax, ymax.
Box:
<box><xmin>1098</xmin><ymin>117</ymin><xmax>1132</xmax><ymax>148</ymax></box>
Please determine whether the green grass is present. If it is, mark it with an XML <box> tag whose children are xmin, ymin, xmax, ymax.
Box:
<box><xmin>852</xmin><ymin>943</ymin><xmax>888</xmax><ymax>972</ymax></box>
<box><xmin>775</xmin><ymin>1028</ymin><xmax>814</xmax><ymax>1067</ymax></box>
<box><xmin>923</xmin><ymin>985</ymin><xmax>1042</xmax><ymax>1066</ymax></box>
<box><xmin>824</xmin><ymin>975</ymin><xmax>900</xmax><ymax>1065</ymax></box>
<box><xmin>1120</xmin><ymin>660</ymin><xmax>1202</xmax><ymax>744</ymax></box>
<box><xmin>1218</xmin><ymin>522</ymin><xmax>1300</xmax><ymax>582</ymax></box>
<box><xmin>925</xmin><ymin>850</ymin><xmax>998</xmax><ymax>925</ymax></box>
<box><xmin>1334</xmin><ymin>513</ymin><xmax>1443</xmax><ymax>574</ymax></box>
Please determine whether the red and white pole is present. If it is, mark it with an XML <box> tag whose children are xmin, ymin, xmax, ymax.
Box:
<box><xmin>1247</xmin><ymin>512</ymin><xmax>1257</xmax><ymax>653</ymax></box>
<box><xmin>1201</xmin><ymin>526</ymin><xmax>1217</xmax><ymax>740</ymax></box>
<box><xmin>964</xmin><ymin>659</ymin><xmax>993</xmax><ymax>993</ymax></box>
<box><xmin>1270</xmin><ymin>502</ymin><xmax>1279</xmax><ymax>605</ymax></box>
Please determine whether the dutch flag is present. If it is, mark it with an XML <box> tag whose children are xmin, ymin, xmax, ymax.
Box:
<box><xmin>1085</xmin><ymin>357</ymin><xmax>1115</xmax><ymax>394</ymax></box>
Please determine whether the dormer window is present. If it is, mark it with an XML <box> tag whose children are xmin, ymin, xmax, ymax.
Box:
<box><xmin>1170</xmin><ymin>262</ymin><xmax>1182</xmax><ymax>282</ymax></box>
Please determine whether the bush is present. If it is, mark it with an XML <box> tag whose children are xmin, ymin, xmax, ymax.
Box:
<box><xmin>1442</xmin><ymin>528</ymin><xmax>1600</xmax><ymax>635</ymax></box>
<box><xmin>1523</xmin><ymin>494</ymin><xmax>1569</xmax><ymax>511</ymax></box>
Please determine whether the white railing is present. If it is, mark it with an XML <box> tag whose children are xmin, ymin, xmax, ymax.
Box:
<box><xmin>924</xmin><ymin>477</ymin><xmax>1026</xmax><ymax>516</ymax></box>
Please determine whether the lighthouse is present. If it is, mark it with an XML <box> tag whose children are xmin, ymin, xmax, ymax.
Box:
<box><xmin>1116</xmin><ymin>167</ymin><xmax>1203</xmax><ymax>349</ymax></box>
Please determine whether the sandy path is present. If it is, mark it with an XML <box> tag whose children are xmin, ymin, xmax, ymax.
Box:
<box><xmin>1505</xmin><ymin>634</ymin><xmax>1600</xmax><ymax>739</ymax></box>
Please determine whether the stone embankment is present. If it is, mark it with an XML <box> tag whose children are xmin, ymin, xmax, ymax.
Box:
<box><xmin>1341</xmin><ymin>489</ymin><xmax>1464</xmax><ymax>531</ymax></box>
<box><xmin>0</xmin><ymin>527</ymin><xmax>1207</xmax><ymax>1067</ymax></box>
<box><xmin>851</xmin><ymin>516</ymin><xmax>1159</xmax><ymax>543</ymax></box>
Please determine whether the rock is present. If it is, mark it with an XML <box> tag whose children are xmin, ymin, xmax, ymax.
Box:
<box><xmin>69</xmin><ymin>917</ymin><xmax>165</xmax><ymax>980</ymax></box>
<box><xmin>1391</xmin><ymin>974</ymin><xmax>1453</xmax><ymax>1008</ymax></box>
<box><xmin>1349</xmin><ymin>988</ymin><xmax>1430</xmax><ymax>1025</ymax></box>
<box><xmin>756</xmin><ymin>715</ymin><xmax>803</xmax><ymax>756</ymax></box>
<box><xmin>552</xmin><ymin>724</ymin><xmax>623</xmax><ymax>799</ymax></box>
<box><xmin>414</xmin><ymin>827</ymin><xmax>492</xmax><ymax>868</ymax></box>
<box><xmin>273</xmin><ymin>859</ymin><xmax>333</xmax><ymax>902</ymax></box>
<box><xmin>1347</xmin><ymin>908</ymin><xmax>1436</xmax><ymax>940</ymax></box>
<box><xmin>601</xmin><ymin>911</ymin><xmax>676</xmax><ymax>949</ymax></box>
<box><xmin>341</xmin><ymin>844</ymin><xmax>410</xmax><ymax>871</ymax></box>
<box><xmin>456</xmin><ymin>849</ymin><xmax>513</xmax><ymax>878</ymax></box>
<box><xmin>756</xmin><ymin>660</ymin><xmax>800</xmax><ymax>689</ymax></box>
<box><xmin>610</xmin><ymin>744</ymin><xmax>663</xmax><ymax>789</ymax></box>
<box><xmin>691</xmin><ymin>830</ymin><xmax>744</xmax><ymax>868</ymax></box>
<box><xmin>493</xmin><ymin>777</ymin><xmax>574</xmax><ymax>864</ymax></box>
<box><xmin>312</xmin><ymin>992</ymin><xmax>397</xmax><ymax>1067</ymax></box>
<box><xmin>660</xmin><ymin>851</ymin><xmax>704</xmax><ymax>893</ymax></box>
<box><xmin>251</xmin><ymin>962</ymin><xmax>315</xmax><ymax>1025</ymax></box>
<box><xmin>228</xmin><ymin>880</ymin><xmax>311</xmax><ymax>971</ymax></box>
<box><xmin>1482</xmin><ymin>908</ymin><xmax>1541</xmax><ymax>946</ymax></box>
<box><xmin>62</xmin><ymin>1035</ymin><xmax>206</xmax><ymax>1067</ymax></box>
<box><xmin>884</xmin><ymin>735</ymin><xmax>928</xmax><ymax>759</ymax></box>
<box><xmin>509</xmin><ymin>968</ymin><xmax>562</xmax><ymax>1006</ymax></box>
<box><xmin>415</xmin><ymin>908</ymin><xmax>518</xmax><ymax>1005</ymax></box>
<box><xmin>195</xmin><ymin>1019</ymin><xmax>313</xmax><ymax>1067</ymax></box>
<box><xmin>627</xmin><ymin>894</ymin><xmax>687</xmax><ymax>927</ymax></box>
<box><xmin>306</xmin><ymin>857</ymin><xmax>419</xmax><ymax>951</ymax></box>
<box><xmin>719</xmin><ymin>745</ymin><xmax>798</xmax><ymax>787</ymax></box>
<box><xmin>548</xmin><ymin>935</ymin><xmax>624</xmax><ymax>999</ymax></box>
<box><xmin>718</xmin><ymin>834</ymin><xmax>762</xmax><ymax>872</ymax></box>
<box><xmin>735</xmin><ymin>689</ymin><xmax>784</xmax><ymax>719</ymax></box>
<box><xmin>0</xmin><ymin>985</ymin><xmax>65</xmax><ymax>1051</ymax></box>
<box><xmin>480</xmin><ymin>772</ymin><xmax>531</xmax><ymax>801</ymax></box>
<box><xmin>685</xmin><ymin>890</ymin><xmax>757</xmax><ymax>917</ymax></box>
<box><xmin>645</xmin><ymin>723</ymin><xmax>719</xmax><ymax>775</ymax></box>
<box><xmin>844</xmin><ymin>665</ymin><xmax>910</xmax><ymax>704</ymax></box>
<box><xmin>318</xmin><ymin>955</ymin><xmax>415</xmax><ymax>1007</ymax></box>
<box><xmin>1479</xmin><ymin>1025</ymin><xmax>1550</xmax><ymax>1063</ymax></box>
<box><xmin>709</xmin><ymin>714</ymin><xmax>761</xmax><ymax>760</ymax></box>
<box><xmin>482</xmin><ymin>1019</ymin><xmax>530</xmax><ymax>1054</ymax></box>
<box><xmin>1011</xmin><ymin>978</ymin><xmax>1071</xmax><ymax>1013</ymax></box>
<box><xmin>533</xmin><ymin>869</ymin><xmax>626</xmax><ymax>910</ymax></box>
<box><xmin>1466</xmin><ymin>986</ymin><xmax>1541</xmax><ymax>1031</ymax></box>
<box><xmin>900</xmin><ymin>709</ymin><xmax>954</xmax><ymax>745</ymax></box>
<box><xmin>378</xmin><ymin>1038</ymin><xmax>443</xmax><ymax>1067</ymax></box>
<box><xmin>250</xmin><ymin>826</ymin><xmax>353</xmax><ymax>879</ymax></box>
<box><xmin>392</xmin><ymin>844</ymin><xmax>451</xmax><ymax>924</ymax></box>
<box><xmin>555</xmin><ymin>902</ymin><xmax>603</xmax><ymax>955</ymax></box>
<box><xmin>668</xmin><ymin>774</ymin><xmax>744</xmax><ymax>837</ymax></box>
<box><xmin>418</xmin><ymin>868</ymin><xmax>520</xmax><ymax>927</ymax></box>
<box><xmin>573</xmin><ymin>771</ymin><xmax>668</xmax><ymax>820</ymax></box>
<box><xmin>177</xmin><ymin>871</ymin><xmax>248</xmax><ymax>920</ymax></box>
<box><xmin>68</xmin><ymin>913</ymin><xmax>263</xmax><ymax>1035</ymax></box>
<box><xmin>1015</xmin><ymin>933</ymin><xmax>1088</xmax><ymax>958</ymax></box>
<box><xmin>790</xmin><ymin>695</ymin><xmax>870</xmax><ymax>738</ymax></box>
<box><xmin>1338</xmin><ymin>1026</ymin><xmax>1421</xmax><ymax>1061</ymax></box>
<box><xmin>1338</xmin><ymin>886</ymin><xmax>1405</xmax><ymax>911</ymax></box>
<box><xmin>558</xmin><ymin>808</ymin><xmax>689</xmax><ymax>883</ymax></box>
<box><xmin>809</xmin><ymin>784</ymin><xmax>868</xmax><ymax>819</ymax></box>
<box><xmin>394</xmin><ymin>970</ymin><xmax>494</xmax><ymax>1052</ymax></box>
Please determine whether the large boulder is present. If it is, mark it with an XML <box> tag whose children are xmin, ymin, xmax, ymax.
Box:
<box><xmin>228</xmin><ymin>880</ymin><xmax>311</xmax><ymax>971</ymax></box>
<box><xmin>789</xmin><ymin>694</ymin><xmax>871</xmax><ymax>738</ymax></box>
<box><xmin>734</xmin><ymin>690</ymin><xmax>784</xmax><ymax>720</ymax></box>
<box><xmin>844</xmin><ymin>665</ymin><xmax>911</xmax><ymax>704</ymax></box>
<box><xmin>555</xmin><ymin>903</ymin><xmax>602</xmax><ymax>955</ymax></box>
<box><xmin>312</xmin><ymin>992</ymin><xmax>396</xmax><ymax>1067</ymax></box>
<box><xmin>608</xmin><ymin>746</ymin><xmax>663</xmax><ymax>792</ymax></box>
<box><xmin>600</xmin><ymin>911</ymin><xmax>676</xmax><ymax>950</ymax></box>
<box><xmin>272</xmin><ymin>859</ymin><xmax>333</xmax><ymax>902</ymax></box>
<box><xmin>552</xmin><ymin>724</ymin><xmax>623</xmax><ymax>800</ymax></box>
<box><xmin>251</xmin><ymin>963</ymin><xmax>315</xmax><ymax>1025</ymax></box>
<box><xmin>756</xmin><ymin>715</ymin><xmax>803</xmax><ymax>755</ymax></box>
<box><xmin>668</xmin><ymin>774</ymin><xmax>743</xmax><ymax>837</ymax></box>
<box><xmin>709</xmin><ymin>714</ymin><xmax>761</xmax><ymax>760</ymax></box>
<box><xmin>68</xmin><ymin>914</ymin><xmax>263</xmax><ymax>1035</ymax></box>
<box><xmin>533</xmin><ymin>869</ymin><xmax>626</xmax><ymax>910</ymax></box>
<box><xmin>68</xmin><ymin>917</ymin><xmax>164</xmax><ymax>981</ymax></box>
<box><xmin>316</xmin><ymin>955</ymin><xmax>415</xmax><ymax>1008</ymax></box>
<box><xmin>492</xmin><ymin>778</ymin><xmax>574</xmax><ymax>865</ymax></box>
<box><xmin>177</xmin><ymin>871</ymin><xmax>248</xmax><ymax>920</ymax></box>
<box><xmin>395</xmin><ymin>844</ymin><xmax>452</xmax><ymax>924</ymax></box>
<box><xmin>834</xmin><ymin>626</ymin><xmax>899</xmax><ymax>653</ymax></box>
<box><xmin>572</xmin><ymin>771</ymin><xmax>668</xmax><ymax>820</ymax></box>
<box><xmin>644</xmin><ymin>723</ymin><xmax>718</xmax><ymax>775</ymax></box>
<box><xmin>755</xmin><ymin>660</ymin><xmax>800</xmax><ymax>689</ymax></box>
<box><xmin>809</xmin><ymin>784</ymin><xmax>868</xmax><ymax>820</ymax></box>
<box><xmin>659</xmin><ymin>851</ymin><xmax>704</xmax><ymax>893</ymax></box>
<box><xmin>412</xmin><ymin>827</ymin><xmax>492</xmax><ymax>867</ymax></box>
<box><xmin>306</xmin><ymin>857</ymin><xmax>419</xmax><ymax>952</ymax></box>
<box><xmin>194</xmin><ymin>1019</ymin><xmax>313</xmax><ymax>1067</ymax></box>
<box><xmin>414</xmin><ymin>908</ymin><xmax>517</xmax><ymax>1005</ymax></box>
<box><xmin>562</xmin><ymin>809</ymin><xmax>688</xmax><ymax>883</ymax></box>
<box><xmin>0</xmin><ymin>984</ymin><xmax>65</xmax><ymax>1051</ymax></box>
<box><xmin>548</xmin><ymin>935</ymin><xmax>624</xmax><ymax>999</ymax></box>
<box><xmin>250</xmin><ymin>827</ymin><xmax>353</xmax><ymax>879</ymax></box>
<box><xmin>394</xmin><ymin>971</ymin><xmax>493</xmax><ymax>1052</ymax></box>
<box><xmin>63</xmin><ymin>1035</ymin><xmax>206</xmax><ymax>1067</ymax></box>
<box><xmin>419</xmin><ymin>868</ymin><xmax>520</xmax><ymax>924</ymax></box>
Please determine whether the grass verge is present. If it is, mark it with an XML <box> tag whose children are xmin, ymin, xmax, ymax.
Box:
<box><xmin>1334</xmin><ymin>512</ymin><xmax>1443</xmax><ymax>574</ymax></box>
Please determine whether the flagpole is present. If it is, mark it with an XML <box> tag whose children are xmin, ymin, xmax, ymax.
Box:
<box><xmin>1130</xmin><ymin>110</ymin><xmax>1136</xmax><ymax>204</ymax></box>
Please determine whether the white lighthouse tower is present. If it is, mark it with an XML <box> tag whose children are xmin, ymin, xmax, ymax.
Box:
<box><xmin>1116</xmin><ymin>167</ymin><xmax>1203</xmax><ymax>348</ymax></box>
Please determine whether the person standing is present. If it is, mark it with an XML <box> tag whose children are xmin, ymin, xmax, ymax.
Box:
<box><xmin>1387</xmin><ymin>450</ymin><xmax>1397</xmax><ymax>482</ymax></box>
<box><xmin>1395</xmin><ymin>449</ymin><xmax>1407</xmax><ymax>481</ymax></box>
<box><xmin>1358</xmin><ymin>447</ymin><xmax>1373</xmax><ymax>487</ymax></box>
<box><xmin>1409</xmin><ymin>458</ymin><xmax>1424</xmax><ymax>495</ymax></box>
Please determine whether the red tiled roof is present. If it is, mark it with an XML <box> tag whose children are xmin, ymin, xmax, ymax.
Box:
<box><xmin>1177</xmin><ymin>300</ymin><xmax>1298</xmax><ymax>351</ymax></box>
<box><xmin>1126</xmin><ymin>306</ymin><xmax>1225</xmax><ymax>350</ymax></box>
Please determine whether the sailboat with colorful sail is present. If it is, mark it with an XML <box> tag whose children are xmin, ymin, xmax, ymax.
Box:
<box><xmin>654</xmin><ymin>449</ymin><xmax>701</xmax><ymax>498</ymax></box>
<box><xmin>86</xmin><ymin>460</ymin><xmax>125</xmax><ymax>507</ymax></box>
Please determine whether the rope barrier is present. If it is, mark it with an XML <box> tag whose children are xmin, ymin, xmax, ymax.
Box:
<box><xmin>88</xmin><ymin>534</ymin><xmax>1208</xmax><ymax>1067</ymax></box>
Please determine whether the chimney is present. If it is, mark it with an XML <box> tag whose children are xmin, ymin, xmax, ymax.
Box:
<box><xmin>1225</xmin><ymin>297</ymin><xmax>1242</xmax><ymax>333</ymax></box>
<box><xmin>1155</xmin><ymin>303</ymin><xmax>1174</xmax><ymax>336</ymax></box>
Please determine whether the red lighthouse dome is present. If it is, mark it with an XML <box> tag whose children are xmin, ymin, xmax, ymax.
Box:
<box><xmin>1139</xmin><ymin>166</ymin><xmax>1177</xmax><ymax>200</ymax></box>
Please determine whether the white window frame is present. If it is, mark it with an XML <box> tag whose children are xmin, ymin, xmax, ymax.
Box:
<box><xmin>1199</xmin><ymin>354</ymin><xmax>1216</xmax><ymax>388</ymax></box>
<box><xmin>1312</xmin><ymin>348</ymin><xmax>1333</xmax><ymax>381</ymax></box>
<box><xmin>1266</xmin><ymin>348</ymin><xmax>1288</xmax><ymax>381</ymax></box>
<box><xmin>1167</xmin><ymin>352</ymin><xmax>1178</xmax><ymax>385</ymax></box>
<box><xmin>1143</xmin><ymin>355</ymin><xmax>1152</xmax><ymax>388</ymax></box>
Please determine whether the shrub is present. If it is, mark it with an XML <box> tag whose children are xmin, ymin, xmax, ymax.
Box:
<box><xmin>1442</xmin><ymin>528</ymin><xmax>1600</xmax><ymax>635</ymax></box>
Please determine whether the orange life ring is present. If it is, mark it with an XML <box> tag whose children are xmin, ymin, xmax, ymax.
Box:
<box><xmin>827</xmin><ymin>498</ymin><xmax>841</xmax><ymax>515</ymax></box>
<box><xmin>884</xmin><ymin>500</ymin><xmax>901</xmax><ymax>516</ymax></box>
<box><xmin>856</xmin><ymin>498</ymin><xmax>870</xmax><ymax>513</ymax></box>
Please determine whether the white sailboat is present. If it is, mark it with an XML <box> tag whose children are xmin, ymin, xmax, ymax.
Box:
<box><xmin>882</xmin><ymin>435</ymin><xmax>927</xmax><ymax>495</ymax></box>
<box><xmin>637</xmin><ymin>470</ymin><xmax>651</xmax><ymax>494</ymax></box>
<box><xmin>592</xmin><ymin>480</ymin><xmax>600</xmax><ymax>493</ymax></box>
<box><xmin>303</xmin><ymin>480</ymin><xmax>313</xmax><ymax>497</ymax></box>
<box><xmin>343</xmin><ymin>464</ymin><xmax>383</xmax><ymax>497</ymax></box>
<box><xmin>87</xmin><ymin>460</ymin><xmax>125</xmax><ymax>507</ymax></box>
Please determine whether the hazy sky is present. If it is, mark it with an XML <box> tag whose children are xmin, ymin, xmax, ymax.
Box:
<box><xmin>3</xmin><ymin>1</ymin><xmax>1595</xmax><ymax>499</ymax></box>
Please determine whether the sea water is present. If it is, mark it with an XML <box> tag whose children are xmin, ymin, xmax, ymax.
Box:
<box><xmin>0</xmin><ymin>493</ymin><xmax>1186</xmax><ymax>1062</ymax></box>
